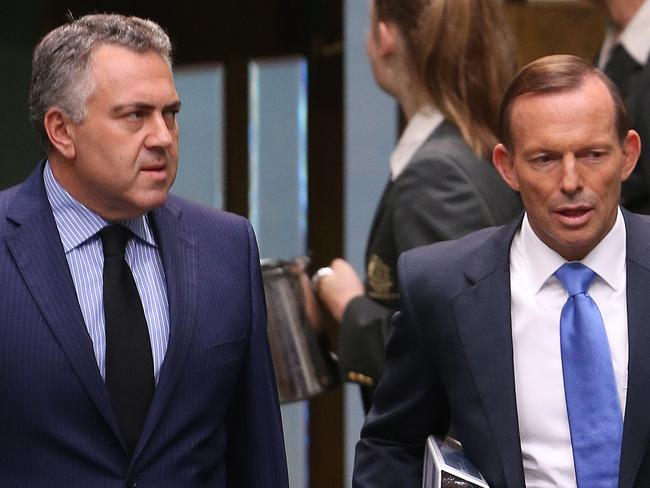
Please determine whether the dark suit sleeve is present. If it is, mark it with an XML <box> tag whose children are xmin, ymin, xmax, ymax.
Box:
<box><xmin>353</xmin><ymin>253</ymin><xmax>450</xmax><ymax>487</ymax></box>
<box><xmin>225</xmin><ymin>222</ymin><xmax>289</xmax><ymax>487</ymax></box>
<box><xmin>339</xmin><ymin>295</ymin><xmax>394</xmax><ymax>382</ymax></box>
<box><xmin>391</xmin><ymin>153</ymin><xmax>502</xmax><ymax>255</ymax></box>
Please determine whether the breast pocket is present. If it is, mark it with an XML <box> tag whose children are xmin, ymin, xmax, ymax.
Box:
<box><xmin>203</xmin><ymin>335</ymin><xmax>248</xmax><ymax>368</ymax></box>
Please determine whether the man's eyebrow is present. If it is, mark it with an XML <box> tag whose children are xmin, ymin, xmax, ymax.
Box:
<box><xmin>164</xmin><ymin>100</ymin><xmax>181</xmax><ymax>111</ymax></box>
<box><xmin>111</xmin><ymin>100</ymin><xmax>181</xmax><ymax>115</ymax></box>
<box><xmin>111</xmin><ymin>103</ymin><xmax>153</xmax><ymax>115</ymax></box>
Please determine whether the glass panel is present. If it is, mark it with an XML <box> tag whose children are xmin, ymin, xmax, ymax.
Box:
<box><xmin>249</xmin><ymin>58</ymin><xmax>308</xmax><ymax>259</ymax></box>
<box><xmin>173</xmin><ymin>65</ymin><xmax>224</xmax><ymax>208</ymax></box>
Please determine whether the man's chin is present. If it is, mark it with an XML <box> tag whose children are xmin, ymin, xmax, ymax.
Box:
<box><xmin>141</xmin><ymin>192</ymin><xmax>170</xmax><ymax>212</ymax></box>
<box><xmin>552</xmin><ymin>235</ymin><xmax>599</xmax><ymax>261</ymax></box>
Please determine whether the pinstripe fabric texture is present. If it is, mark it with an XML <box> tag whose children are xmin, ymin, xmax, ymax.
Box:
<box><xmin>43</xmin><ymin>163</ymin><xmax>169</xmax><ymax>382</ymax></box>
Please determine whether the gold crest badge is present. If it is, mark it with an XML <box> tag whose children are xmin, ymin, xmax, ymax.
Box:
<box><xmin>367</xmin><ymin>254</ymin><xmax>398</xmax><ymax>300</ymax></box>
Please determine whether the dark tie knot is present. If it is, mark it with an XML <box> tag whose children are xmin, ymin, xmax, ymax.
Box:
<box><xmin>555</xmin><ymin>262</ymin><xmax>596</xmax><ymax>296</ymax></box>
<box><xmin>605</xmin><ymin>44</ymin><xmax>642</xmax><ymax>95</ymax></box>
<box><xmin>100</xmin><ymin>224</ymin><xmax>131</xmax><ymax>258</ymax></box>
<box><xmin>607</xmin><ymin>45</ymin><xmax>641</xmax><ymax>70</ymax></box>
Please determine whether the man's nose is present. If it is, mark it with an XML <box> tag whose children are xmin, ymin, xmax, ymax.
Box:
<box><xmin>560</xmin><ymin>155</ymin><xmax>581</xmax><ymax>194</ymax></box>
<box><xmin>145</xmin><ymin>112</ymin><xmax>174</xmax><ymax>148</ymax></box>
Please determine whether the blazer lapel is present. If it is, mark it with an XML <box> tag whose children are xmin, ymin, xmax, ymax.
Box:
<box><xmin>450</xmin><ymin>218</ymin><xmax>526</xmax><ymax>487</ymax></box>
<box><xmin>619</xmin><ymin>210</ymin><xmax>650</xmax><ymax>488</ymax></box>
<box><xmin>4</xmin><ymin>164</ymin><xmax>121</xmax><ymax>440</ymax></box>
<box><xmin>364</xmin><ymin>178</ymin><xmax>392</xmax><ymax>264</ymax></box>
<box><xmin>131</xmin><ymin>199</ymin><xmax>197</xmax><ymax>462</ymax></box>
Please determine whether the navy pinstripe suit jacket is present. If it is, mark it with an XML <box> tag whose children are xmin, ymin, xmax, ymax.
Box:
<box><xmin>0</xmin><ymin>163</ymin><xmax>289</xmax><ymax>487</ymax></box>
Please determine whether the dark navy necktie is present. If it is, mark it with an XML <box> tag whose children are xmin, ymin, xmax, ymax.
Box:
<box><xmin>604</xmin><ymin>44</ymin><xmax>641</xmax><ymax>97</ymax></box>
<box><xmin>555</xmin><ymin>262</ymin><xmax>622</xmax><ymax>487</ymax></box>
<box><xmin>100</xmin><ymin>224</ymin><xmax>154</xmax><ymax>457</ymax></box>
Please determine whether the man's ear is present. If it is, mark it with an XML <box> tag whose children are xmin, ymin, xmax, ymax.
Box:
<box><xmin>621</xmin><ymin>129</ymin><xmax>641</xmax><ymax>181</ymax></box>
<box><xmin>493</xmin><ymin>143</ymin><xmax>520</xmax><ymax>192</ymax></box>
<box><xmin>43</xmin><ymin>107</ymin><xmax>76</xmax><ymax>159</ymax></box>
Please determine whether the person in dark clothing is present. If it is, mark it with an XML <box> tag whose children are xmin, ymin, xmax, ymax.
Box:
<box><xmin>315</xmin><ymin>0</ymin><xmax>522</xmax><ymax>410</ymax></box>
<box><xmin>595</xmin><ymin>0</ymin><xmax>650</xmax><ymax>213</ymax></box>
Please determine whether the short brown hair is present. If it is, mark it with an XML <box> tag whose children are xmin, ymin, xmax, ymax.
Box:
<box><xmin>498</xmin><ymin>54</ymin><xmax>629</xmax><ymax>149</ymax></box>
<box><xmin>374</xmin><ymin>0</ymin><xmax>517</xmax><ymax>159</ymax></box>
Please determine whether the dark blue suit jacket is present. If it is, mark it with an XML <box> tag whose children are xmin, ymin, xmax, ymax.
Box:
<box><xmin>354</xmin><ymin>210</ymin><xmax>650</xmax><ymax>488</ymax></box>
<box><xmin>0</xmin><ymin>164</ymin><xmax>289</xmax><ymax>487</ymax></box>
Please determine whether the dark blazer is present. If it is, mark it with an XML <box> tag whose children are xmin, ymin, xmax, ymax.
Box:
<box><xmin>0</xmin><ymin>164</ymin><xmax>289</xmax><ymax>487</ymax></box>
<box><xmin>606</xmin><ymin>50</ymin><xmax>650</xmax><ymax>213</ymax></box>
<box><xmin>353</xmin><ymin>210</ymin><xmax>650</xmax><ymax>488</ymax></box>
<box><xmin>339</xmin><ymin>121</ymin><xmax>521</xmax><ymax>388</ymax></box>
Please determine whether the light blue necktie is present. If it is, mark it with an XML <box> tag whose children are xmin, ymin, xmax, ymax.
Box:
<box><xmin>555</xmin><ymin>262</ymin><xmax>622</xmax><ymax>487</ymax></box>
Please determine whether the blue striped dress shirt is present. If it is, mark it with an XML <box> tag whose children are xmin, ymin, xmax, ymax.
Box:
<box><xmin>43</xmin><ymin>162</ymin><xmax>170</xmax><ymax>383</ymax></box>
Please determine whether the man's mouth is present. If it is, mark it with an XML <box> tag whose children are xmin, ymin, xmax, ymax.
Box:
<box><xmin>554</xmin><ymin>206</ymin><xmax>593</xmax><ymax>226</ymax></box>
<box><xmin>141</xmin><ymin>162</ymin><xmax>166</xmax><ymax>171</ymax></box>
<box><xmin>140</xmin><ymin>162</ymin><xmax>169</xmax><ymax>182</ymax></box>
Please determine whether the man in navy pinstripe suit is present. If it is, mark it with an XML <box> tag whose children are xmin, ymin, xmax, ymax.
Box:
<box><xmin>0</xmin><ymin>13</ymin><xmax>288</xmax><ymax>487</ymax></box>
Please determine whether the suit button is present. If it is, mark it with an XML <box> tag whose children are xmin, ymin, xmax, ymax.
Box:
<box><xmin>126</xmin><ymin>479</ymin><xmax>137</xmax><ymax>488</ymax></box>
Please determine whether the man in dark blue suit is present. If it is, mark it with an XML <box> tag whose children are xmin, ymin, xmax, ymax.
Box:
<box><xmin>593</xmin><ymin>0</ymin><xmax>650</xmax><ymax>214</ymax></box>
<box><xmin>0</xmin><ymin>14</ymin><xmax>288</xmax><ymax>487</ymax></box>
<box><xmin>354</xmin><ymin>55</ymin><xmax>650</xmax><ymax>487</ymax></box>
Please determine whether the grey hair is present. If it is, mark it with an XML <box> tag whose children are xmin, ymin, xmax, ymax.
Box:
<box><xmin>29</xmin><ymin>13</ymin><xmax>173</xmax><ymax>151</ymax></box>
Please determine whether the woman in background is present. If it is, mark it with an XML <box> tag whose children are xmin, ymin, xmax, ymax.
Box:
<box><xmin>316</xmin><ymin>0</ymin><xmax>522</xmax><ymax>410</ymax></box>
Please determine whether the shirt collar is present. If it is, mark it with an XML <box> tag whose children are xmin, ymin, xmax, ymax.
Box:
<box><xmin>43</xmin><ymin>161</ymin><xmax>157</xmax><ymax>253</ymax></box>
<box><xmin>598</xmin><ymin>0</ymin><xmax>650</xmax><ymax>68</ymax></box>
<box><xmin>518</xmin><ymin>208</ymin><xmax>626</xmax><ymax>294</ymax></box>
<box><xmin>389</xmin><ymin>105</ymin><xmax>444</xmax><ymax>181</ymax></box>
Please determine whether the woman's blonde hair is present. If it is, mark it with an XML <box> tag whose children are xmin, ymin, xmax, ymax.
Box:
<box><xmin>375</xmin><ymin>0</ymin><xmax>517</xmax><ymax>159</ymax></box>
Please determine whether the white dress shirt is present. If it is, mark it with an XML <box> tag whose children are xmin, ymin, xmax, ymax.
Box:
<box><xmin>389</xmin><ymin>105</ymin><xmax>443</xmax><ymax>181</ymax></box>
<box><xmin>597</xmin><ymin>0</ymin><xmax>650</xmax><ymax>69</ymax></box>
<box><xmin>510</xmin><ymin>210</ymin><xmax>628</xmax><ymax>487</ymax></box>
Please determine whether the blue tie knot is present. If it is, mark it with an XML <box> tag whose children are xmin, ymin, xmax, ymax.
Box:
<box><xmin>554</xmin><ymin>262</ymin><xmax>596</xmax><ymax>296</ymax></box>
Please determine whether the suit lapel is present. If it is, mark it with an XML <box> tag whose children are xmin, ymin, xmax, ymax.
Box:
<box><xmin>131</xmin><ymin>199</ymin><xmax>197</xmax><ymax>462</ymax></box>
<box><xmin>4</xmin><ymin>164</ymin><xmax>122</xmax><ymax>440</ymax></box>
<box><xmin>364</xmin><ymin>178</ymin><xmax>392</xmax><ymax>264</ymax></box>
<box><xmin>364</xmin><ymin>122</ymin><xmax>456</xmax><ymax>263</ymax></box>
<box><xmin>450</xmin><ymin>218</ymin><xmax>526</xmax><ymax>487</ymax></box>
<box><xmin>619</xmin><ymin>210</ymin><xmax>650</xmax><ymax>488</ymax></box>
